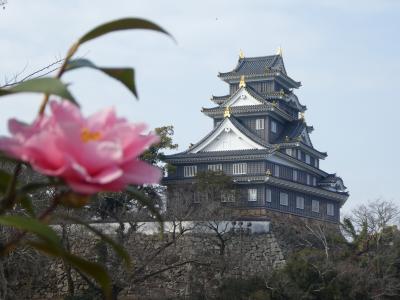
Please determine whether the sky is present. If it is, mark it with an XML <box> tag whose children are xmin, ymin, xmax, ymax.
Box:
<box><xmin>0</xmin><ymin>0</ymin><xmax>399</xmax><ymax>214</ymax></box>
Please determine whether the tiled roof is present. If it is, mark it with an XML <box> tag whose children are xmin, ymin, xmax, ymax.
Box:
<box><xmin>219</xmin><ymin>55</ymin><xmax>286</xmax><ymax>77</ymax></box>
<box><xmin>201</xmin><ymin>104</ymin><xmax>294</xmax><ymax>121</ymax></box>
<box><xmin>210</xmin><ymin>94</ymin><xmax>230</xmax><ymax>105</ymax></box>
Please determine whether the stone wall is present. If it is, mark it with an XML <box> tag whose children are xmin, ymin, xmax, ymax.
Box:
<box><xmin>29</xmin><ymin>223</ymin><xmax>285</xmax><ymax>300</ymax></box>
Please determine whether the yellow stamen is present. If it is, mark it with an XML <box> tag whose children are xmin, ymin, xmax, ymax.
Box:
<box><xmin>80</xmin><ymin>128</ymin><xmax>102</xmax><ymax>143</ymax></box>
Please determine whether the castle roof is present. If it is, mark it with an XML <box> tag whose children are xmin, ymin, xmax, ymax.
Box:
<box><xmin>218</xmin><ymin>55</ymin><xmax>301</xmax><ymax>88</ymax></box>
<box><xmin>220</xmin><ymin>55</ymin><xmax>286</xmax><ymax>76</ymax></box>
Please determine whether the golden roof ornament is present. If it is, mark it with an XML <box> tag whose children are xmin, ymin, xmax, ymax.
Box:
<box><xmin>239</xmin><ymin>75</ymin><xmax>246</xmax><ymax>88</ymax></box>
<box><xmin>299</xmin><ymin>112</ymin><xmax>305</xmax><ymax>121</ymax></box>
<box><xmin>266</xmin><ymin>169</ymin><xmax>272</xmax><ymax>176</ymax></box>
<box><xmin>239</xmin><ymin>49</ymin><xmax>244</xmax><ymax>59</ymax></box>
<box><xmin>223</xmin><ymin>106</ymin><xmax>231</xmax><ymax>118</ymax></box>
<box><xmin>276</xmin><ymin>46</ymin><xmax>283</xmax><ymax>56</ymax></box>
<box><xmin>285</xmin><ymin>136</ymin><xmax>290</xmax><ymax>142</ymax></box>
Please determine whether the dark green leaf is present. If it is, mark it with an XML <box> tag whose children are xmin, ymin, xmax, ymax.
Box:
<box><xmin>78</xmin><ymin>18</ymin><xmax>174</xmax><ymax>45</ymax></box>
<box><xmin>66</xmin><ymin>59</ymin><xmax>138</xmax><ymax>98</ymax></box>
<box><xmin>27</xmin><ymin>240</ymin><xmax>63</xmax><ymax>257</ymax></box>
<box><xmin>64</xmin><ymin>253</ymin><xmax>111</xmax><ymax>298</ymax></box>
<box><xmin>57</xmin><ymin>213</ymin><xmax>131</xmax><ymax>267</ymax></box>
<box><xmin>0</xmin><ymin>78</ymin><xmax>77</xmax><ymax>104</ymax></box>
<box><xmin>18</xmin><ymin>195</ymin><xmax>36</xmax><ymax>217</ymax></box>
<box><xmin>0</xmin><ymin>169</ymin><xmax>12</xmax><ymax>193</ymax></box>
<box><xmin>125</xmin><ymin>186</ymin><xmax>164</xmax><ymax>234</ymax></box>
<box><xmin>0</xmin><ymin>215</ymin><xmax>61</xmax><ymax>247</ymax></box>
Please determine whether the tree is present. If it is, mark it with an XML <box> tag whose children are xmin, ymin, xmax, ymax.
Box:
<box><xmin>262</xmin><ymin>199</ymin><xmax>400</xmax><ymax>300</ymax></box>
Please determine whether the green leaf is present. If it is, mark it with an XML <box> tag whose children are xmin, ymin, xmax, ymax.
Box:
<box><xmin>0</xmin><ymin>78</ymin><xmax>77</xmax><ymax>104</ymax></box>
<box><xmin>18</xmin><ymin>195</ymin><xmax>36</xmax><ymax>217</ymax></box>
<box><xmin>78</xmin><ymin>18</ymin><xmax>174</xmax><ymax>45</ymax></box>
<box><xmin>57</xmin><ymin>214</ymin><xmax>131</xmax><ymax>267</ymax></box>
<box><xmin>0</xmin><ymin>169</ymin><xmax>12</xmax><ymax>193</ymax></box>
<box><xmin>27</xmin><ymin>240</ymin><xmax>63</xmax><ymax>257</ymax></box>
<box><xmin>0</xmin><ymin>215</ymin><xmax>61</xmax><ymax>247</ymax></box>
<box><xmin>66</xmin><ymin>59</ymin><xmax>138</xmax><ymax>98</ymax></box>
<box><xmin>64</xmin><ymin>253</ymin><xmax>111</xmax><ymax>299</ymax></box>
<box><xmin>125</xmin><ymin>186</ymin><xmax>164</xmax><ymax>234</ymax></box>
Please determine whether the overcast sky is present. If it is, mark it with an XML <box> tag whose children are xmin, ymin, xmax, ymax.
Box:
<box><xmin>1</xmin><ymin>0</ymin><xmax>399</xmax><ymax>214</ymax></box>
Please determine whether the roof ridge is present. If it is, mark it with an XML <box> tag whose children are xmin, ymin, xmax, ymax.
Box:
<box><xmin>242</xmin><ymin>55</ymin><xmax>279</xmax><ymax>61</ymax></box>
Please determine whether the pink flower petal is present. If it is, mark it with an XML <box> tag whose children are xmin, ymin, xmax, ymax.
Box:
<box><xmin>120</xmin><ymin>160</ymin><xmax>162</xmax><ymax>185</ymax></box>
<box><xmin>0</xmin><ymin>99</ymin><xmax>161</xmax><ymax>194</ymax></box>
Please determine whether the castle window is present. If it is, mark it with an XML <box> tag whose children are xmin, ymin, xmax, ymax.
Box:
<box><xmin>256</xmin><ymin>118</ymin><xmax>265</xmax><ymax>130</ymax></box>
<box><xmin>307</xmin><ymin>174</ymin><xmax>311</xmax><ymax>185</ymax></box>
<box><xmin>266</xmin><ymin>188</ymin><xmax>272</xmax><ymax>202</ymax></box>
<box><xmin>271</xmin><ymin>120</ymin><xmax>277</xmax><ymax>133</ymax></box>
<box><xmin>248</xmin><ymin>189</ymin><xmax>257</xmax><ymax>202</ymax></box>
<box><xmin>221</xmin><ymin>190</ymin><xmax>235</xmax><ymax>202</ymax></box>
<box><xmin>327</xmin><ymin>203</ymin><xmax>334</xmax><ymax>216</ymax></box>
<box><xmin>296</xmin><ymin>196</ymin><xmax>304</xmax><ymax>209</ymax></box>
<box><xmin>314</xmin><ymin>159</ymin><xmax>319</xmax><ymax>168</ymax></box>
<box><xmin>184</xmin><ymin>165</ymin><xmax>197</xmax><ymax>177</ymax></box>
<box><xmin>233</xmin><ymin>163</ymin><xmax>247</xmax><ymax>175</ymax></box>
<box><xmin>297</xmin><ymin>150</ymin><xmax>302</xmax><ymax>160</ymax></box>
<box><xmin>208</xmin><ymin>164</ymin><xmax>223</xmax><ymax>172</ymax></box>
<box><xmin>280</xmin><ymin>192</ymin><xmax>288</xmax><ymax>206</ymax></box>
<box><xmin>274</xmin><ymin>165</ymin><xmax>280</xmax><ymax>177</ymax></box>
<box><xmin>271</xmin><ymin>121</ymin><xmax>277</xmax><ymax>133</ymax></box>
<box><xmin>312</xmin><ymin>200</ymin><xmax>320</xmax><ymax>213</ymax></box>
<box><xmin>306</xmin><ymin>154</ymin><xmax>311</xmax><ymax>164</ymax></box>
<box><xmin>313</xmin><ymin>177</ymin><xmax>317</xmax><ymax>186</ymax></box>
<box><xmin>293</xmin><ymin>170</ymin><xmax>298</xmax><ymax>181</ymax></box>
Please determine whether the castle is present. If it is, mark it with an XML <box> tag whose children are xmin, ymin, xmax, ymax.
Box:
<box><xmin>164</xmin><ymin>50</ymin><xmax>348</xmax><ymax>224</ymax></box>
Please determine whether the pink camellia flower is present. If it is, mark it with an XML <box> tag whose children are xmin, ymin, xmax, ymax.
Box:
<box><xmin>0</xmin><ymin>100</ymin><xmax>162</xmax><ymax>194</ymax></box>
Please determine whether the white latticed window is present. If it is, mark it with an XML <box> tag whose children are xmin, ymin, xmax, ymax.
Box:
<box><xmin>296</xmin><ymin>196</ymin><xmax>304</xmax><ymax>209</ymax></box>
<box><xmin>280</xmin><ymin>192</ymin><xmax>288</xmax><ymax>206</ymax></box>
<box><xmin>256</xmin><ymin>118</ymin><xmax>265</xmax><ymax>130</ymax></box>
<box><xmin>313</xmin><ymin>177</ymin><xmax>317</xmax><ymax>186</ymax></box>
<box><xmin>266</xmin><ymin>188</ymin><xmax>272</xmax><ymax>203</ymax></box>
<box><xmin>271</xmin><ymin>120</ymin><xmax>277</xmax><ymax>133</ymax></box>
<box><xmin>306</xmin><ymin>154</ymin><xmax>311</xmax><ymax>164</ymax></box>
<box><xmin>293</xmin><ymin>170</ymin><xmax>298</xmax><ymax>181</ymax></box>
<box><xmin>312</xmin><ymin>200</ymin><xmax>320</xmax><ymax>213</ymax></box>
<box><xmin>248</xmin><ymin>189</ymin><xmax>257</xmax><ymax>202</ymax></box>
<box><xmin>233</xmin><ymin>163</ymin><xmax>247</xmax><ymax>175</ymax></box>
<box><xmin>208</xmin><ymin>164</ymin><xmax>222</xmax><ymax>172</ymax></box>
<box><xmin>184</xmin><ymin>165</ymin><xmax>197</xmax><ymax>177</ymax></box>
<box><xmin>327</xmin><ymin>203</ymin><xmax>334</xmax><ymax>216</ymax></box>
<box><xmin>221</xmin><ymin>190</ymin><xmax>235</xmax><ymax>202</ymax></box>
<box><xmin>274</xmin><ymin>165</ymin><xmax>280</xmax><ymax>177</ymax></box>
<box><xmin>307</xmin><ymin>174</ymin><xmax>311</xmax><ymax>185</ymax></box>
